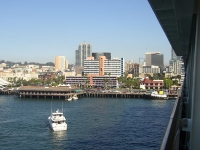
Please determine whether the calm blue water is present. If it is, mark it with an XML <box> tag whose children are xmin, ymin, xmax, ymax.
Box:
<box><xmin>0</xmin><ymin>95</ymin><xmax>175</xmax><ymax>150</ymax></box>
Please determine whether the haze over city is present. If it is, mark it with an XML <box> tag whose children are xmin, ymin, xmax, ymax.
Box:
<box><xmin>1</xmin><ymin>0</ymin><xmax>171</xmax><ymax>64</ymax></box>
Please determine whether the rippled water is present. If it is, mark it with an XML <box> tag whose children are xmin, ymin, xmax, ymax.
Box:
<box><xmin>0</xmin><ymin>95</ymin><xmax>175</xmax><ymax>150</ymax></box>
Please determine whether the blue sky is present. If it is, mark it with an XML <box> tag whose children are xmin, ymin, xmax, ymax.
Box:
<box><xmin>0</xmin><ymin>0</ymin><xmax>171</xmax><ymax>64</ymax></box>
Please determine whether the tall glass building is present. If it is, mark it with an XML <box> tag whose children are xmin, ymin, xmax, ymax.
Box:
<box><xmin>75</xmin><ymin>42</ymin><xmax>92</xmax><ymax>67</ymax></box>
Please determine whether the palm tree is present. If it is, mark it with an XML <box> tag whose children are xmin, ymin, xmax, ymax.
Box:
<box><xmin>108</xmin><ymin>72</ymin><xmax>111</xmax><ymax>87</ymax></box>
<box><xmin>117</xmin><ymin>76</ymin><xmax>123</xmax><ymax>88</ymax></box>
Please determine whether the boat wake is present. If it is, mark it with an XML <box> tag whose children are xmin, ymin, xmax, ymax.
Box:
<box><xmin>0</xmin><ymin>119</ymin><xmax>20</xmax><ymax>124</ymax></box>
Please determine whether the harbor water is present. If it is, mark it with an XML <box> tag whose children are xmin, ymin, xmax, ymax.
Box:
<box><xmin>0</xmin><ymin>96</ymin><xmax>175</xmax><ymax>150</ymax></box>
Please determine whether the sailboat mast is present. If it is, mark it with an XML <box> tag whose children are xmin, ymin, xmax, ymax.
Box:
<box><xmin>51</xmin><ymin>101</ymin><xmax>52</xmax><ymax>114</ymax></box>
<box><xmin>62</xmin><ymin>101</ymin><xmax>63</xmax><ymax>113</ymax></box>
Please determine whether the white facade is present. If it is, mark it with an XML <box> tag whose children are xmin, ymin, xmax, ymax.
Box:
<box><xmin>84</xmin><ymin>58</ymin><xmax>125</xmax><ymax>77</ymax></box>
<box><xmin>104</xmin><ymin>59</ymin><xmax>123</xmax><ymax>77</ymax></box>
<box><xmin>84</xmin><ymin>59</ymin><xmax>99</xmax><ymax>74</ymax></box>
<box><xmin>141</xmin><ymin>65</ymin><xmax>161</xmax><ymax>73</ymax></box>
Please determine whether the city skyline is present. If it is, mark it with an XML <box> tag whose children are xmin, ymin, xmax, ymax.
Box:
<box><xmin>1</xmin><ymin>0</ymin><xmax>171</xmax><ymax>64</ymax></box>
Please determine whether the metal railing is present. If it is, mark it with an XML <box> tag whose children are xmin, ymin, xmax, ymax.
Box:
<box><xmin>160</xmin><ymin>84</ymin><xmax>183</xmax><ymax>150</ymax></box>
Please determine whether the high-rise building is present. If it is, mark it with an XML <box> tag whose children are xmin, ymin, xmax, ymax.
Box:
<box><xmin>145</xmin><ymin>52</ymin><xmax>164</xmax><ymax>71</ymax></box>
<box><xmin>125</xmin><ymin>60</ymin><xmax>139</xmax><ymax>74</ymax></box>
<box><xmin>75</xmin><ymin>42</ymin><xmax>92</xmax><ymax>67</ymax></box>
<box><xmin>92</xmin><ymin>52</ymin><xmax>111</xmax><ymax>60</ymax></box>
<box><xmin>84</xmin><ymin>56</ymin><xmax>125</xmax><ymax>77</ymax></box>
<box><xmin>169</xmin><ymin>48</ymin><xmax>184</xmax><ymax>75</ymax></box>
<box><xmin>55</xmin><ymin>56</ymin><xmax>67</xmax><ymax>71</ymax></box>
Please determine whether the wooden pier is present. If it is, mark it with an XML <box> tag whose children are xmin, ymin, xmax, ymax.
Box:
<box><xmin>1</xmin><ymin>86</ymin><xmax>178</xmax><ymax>100</ymax></box>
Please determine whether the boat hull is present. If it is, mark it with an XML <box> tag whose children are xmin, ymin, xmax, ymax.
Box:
<box><xmin>144</xmin><ymin>94</ymin><xmax>168</xmax><ymax>100</ymax></box>
<box><xmin>48</xmin><ymin>117</ymin><xmax>67</xmax><ymax>131</ymax></box>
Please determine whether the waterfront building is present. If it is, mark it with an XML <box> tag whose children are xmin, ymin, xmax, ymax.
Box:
<box><xmin>66</xmin><ymin>76</ymin><xmax>89</xmax><ymax>86</ymax></box>
<box><xmin>92</xmin><ymin>76</ymin><xmax>118</xmax><ymax>87</ymax></box>
<box><xmin>92</xmin><ymin>52</ymin><xmax>111</xmax><ymax>60</ymax></box>
<box><xmin>65</xmin><ymin>75</ymin><xmax>118</xmax><ymax>87</ymax></box>
<box><xmin>75</xmin><ymin>42</ymin><xmax>92</xmax><ymax>67</ymax></box>
<box><xmin>141</xmin><ymin>77</ymin><xmax>164</xmax><ymax>90</ymax></box>
<box><xmin>145</xmin><ymin>52</ymin><xmax>164</xmax><ymax>71</ymax></box>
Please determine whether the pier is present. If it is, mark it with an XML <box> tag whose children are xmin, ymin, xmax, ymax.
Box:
<box><xmin>5</xmin><ymin>86</ymin><xmax>178</xmax><ymax>99</ymax></box>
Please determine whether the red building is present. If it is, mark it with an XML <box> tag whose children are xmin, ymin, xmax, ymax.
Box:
<box><xmin>141</xmin><ymin>78</ymin><xmax>164</xmax><ymax>90</ymax></box>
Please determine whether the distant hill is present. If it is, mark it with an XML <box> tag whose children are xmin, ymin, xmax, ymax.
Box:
<box><xmin>0</xmin><ymin>60</ymin><xmax>55</xmax><ymax>67</ymax></box>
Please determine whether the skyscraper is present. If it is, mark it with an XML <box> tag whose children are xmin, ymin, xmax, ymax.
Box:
<box><xmin>55</xmin><ymin>56</ymin><xmax>67</xmax><ymax>71</ymax></box>
<box><xmin>169</xmin><ymin>48</ymin><xmax>184</xmax><ymax>75</ymax></box>
<box><xmin>75</xmin><ymin>42</ymin><xmax>92</xmax><ymax>67</ymax></box>
<box><xmin>145</xmin><ymin>52</ymin><xmax>164</xmax><ymax>71</ymax></box>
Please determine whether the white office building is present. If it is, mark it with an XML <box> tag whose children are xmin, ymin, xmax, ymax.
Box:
<box><xmin>84</xmin><ymin>57</ymin><xmax>125</xmax><ymax>77</ymax></box>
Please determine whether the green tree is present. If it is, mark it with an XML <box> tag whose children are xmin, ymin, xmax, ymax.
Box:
<box><xmin>173</xmin><ymin>80</ymin><xmax>179</xmax><ymax>85</ymax></box>
<box><xmin>153</xmin><ymin>73</ymin><xmax>159</xmax><ymax>80</ymax></box>
<box><xmin>164</xmin><ymin>78</ymin><xmax>173</xmax><ymax>89</ymax></box>
<box><xmin>133</xmin><ymin>78</ymin><xmax>140</xmax><ymax>89</ymax></box>
<box><xmin>126</xmin><ymin>77</ymin><xmax>134</xmax><ymax>91</ymax></box>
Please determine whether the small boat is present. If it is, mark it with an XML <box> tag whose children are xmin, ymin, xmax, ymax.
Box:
<box><xmin>67</xmin><ymin>96</ymin><xmax>72</xmax><ymax>101</ymax></box>
<box><xmin>72</xmin><ymin>94</ymin><xmax>78</xmax><ymax>100</ymax></box>
<box><xmin>48</xmin><ymin>104</ymin><xmax>67</xmax><ymax>131</ymax></box>
<box><xmin>145</xmin><ymin>91</ymin><xmax>168</xmax><ymax>100</ymax></box>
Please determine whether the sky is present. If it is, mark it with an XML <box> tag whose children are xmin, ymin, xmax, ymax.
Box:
<box><xmin>0</xmin><ymin>0</ymin><xmax>171</xmax><ymax>65</ymax></box>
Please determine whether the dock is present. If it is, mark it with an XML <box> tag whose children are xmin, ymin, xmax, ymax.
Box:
<box><xmin>0</xmin><ymin>86</ymin><xmax>178</xmax><ymax>99</ymax></box>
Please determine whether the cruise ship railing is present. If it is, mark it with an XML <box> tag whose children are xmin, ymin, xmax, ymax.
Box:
<box><xmin>160</xmin><ymin>83</ymin><xmax>184</xmax><ymax>150</ymax></box>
